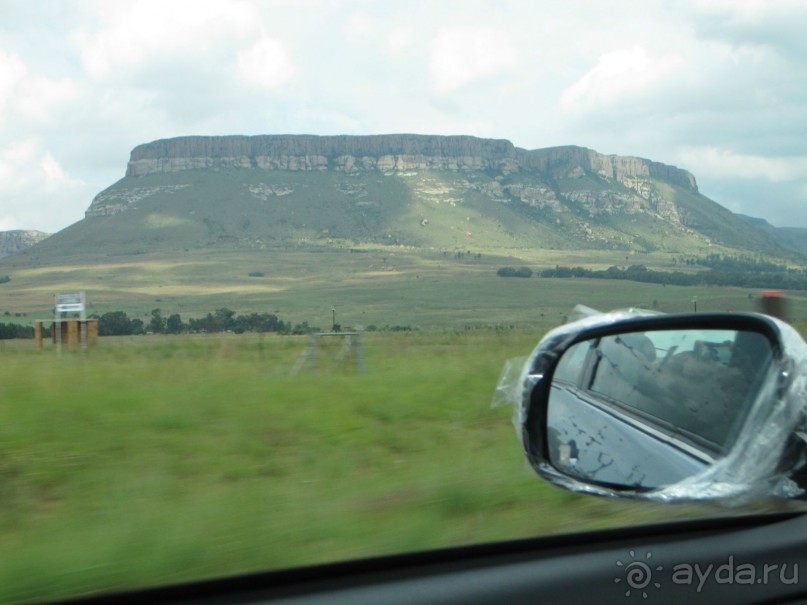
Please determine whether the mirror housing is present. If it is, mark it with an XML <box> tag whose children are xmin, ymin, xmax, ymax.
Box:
<box><xmin>512</xmin><ymin>311</ymin><xmax>807</xmax><ymax>503</ymax></box>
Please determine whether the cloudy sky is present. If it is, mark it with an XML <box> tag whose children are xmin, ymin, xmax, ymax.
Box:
<box><xmin>2</xmin><ymin>0</ymin><xmax>806</xmax><ymax>233</ymax></box>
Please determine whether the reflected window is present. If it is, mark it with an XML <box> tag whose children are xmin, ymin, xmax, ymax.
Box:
<box><xmin>552</xmin><ymin>340</ymin><xmax>592</xmax><ymax>386</ymax></box>
<box><xmin>584</xmin><ymin>330</ymin><xmax>773</xmax><ymax>451</ymax></box>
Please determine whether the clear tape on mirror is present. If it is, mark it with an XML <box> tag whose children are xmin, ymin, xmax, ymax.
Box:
<box><xmin>500</xmin><ymin>307</ymin><xmax>807</xmax><ymax>503</ymax></box>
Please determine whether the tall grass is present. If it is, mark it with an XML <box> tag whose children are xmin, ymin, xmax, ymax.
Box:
<box><xmin>0</xmin><ymin>331</ymin><xmax>796</xmax><ymax>603</ymax></box>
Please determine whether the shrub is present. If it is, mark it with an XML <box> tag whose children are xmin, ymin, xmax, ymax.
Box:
<box><xmin>497</xmin><ymin>267</ymin><xmax>532</xmax><ymax>278</ymax></box>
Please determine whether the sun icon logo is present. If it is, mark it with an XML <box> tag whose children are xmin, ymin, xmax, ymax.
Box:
<box><xmin>615</xmin><ymin>550</ymin><xmax>663</xmax><ymax>598</ymax></box>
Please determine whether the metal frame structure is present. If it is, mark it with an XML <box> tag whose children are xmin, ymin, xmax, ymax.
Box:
<box><xmin>291</xmin><ymin>331</ymin><xmax>364</xmax><ymax>376</ymax></box>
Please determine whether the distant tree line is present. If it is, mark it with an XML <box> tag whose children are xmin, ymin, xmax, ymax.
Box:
<box><xmin>364</xmin><ymin>324</ymin><xmax>417</xmax><ymax>332</ymax></box>
<box><xmin>680</xmin><ymin>254</ymin><xmax>788</xmax><ymax>273</ymax></box>
<box><xmin>0</xmin><ymin>322</ymin><xmax>33</xmax><ymax>339</ymax></box>
<box><xmin>539</xmin><ymin>256</ymin><xmax>807</xmax><ymax>290</ymax></box>
<box><xmin>0</xmin><ymin>307</ymin><xmax>344</xmax><ymax>340</ymax></box>
<box><xmin>94</xmin><ymin>308</ymin><xmax>322</xmax><ymax>337</ymax></box>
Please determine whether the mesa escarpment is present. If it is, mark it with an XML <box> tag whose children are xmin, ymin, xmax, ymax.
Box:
<box><xmin>123</xmin><ymin>134</ymin><xmax>697</xmax><ymax>191</ymax></box>
<box><xmin>125</xmin><ymin>134</ymin><xmax>518</xmax><ymax>176</ymax></box>
<box><xmin>523</xmin><ymin>146</ymin><xmax>697</xmax><ymax>191</ymax></box>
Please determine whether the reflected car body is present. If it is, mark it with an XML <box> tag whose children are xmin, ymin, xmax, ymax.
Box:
<box><xmin>547</xmin><ymin>381</ymin><xmax>709</xmax><ymax>490</ymax></box>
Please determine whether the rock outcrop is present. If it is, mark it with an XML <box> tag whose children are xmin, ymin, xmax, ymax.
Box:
<box><xmin>523</xmin><ymin>146</ymin><xmax>697</xmax><ymax>191</ymax></box>
<box><xmin>86</xmin><ymin>184</ymin><xmax>191</xmax><ymax>218</ymax></box>
<box><xmin>0</xmin><ymin>230</ymin><xmax>50</xmax><ymax>259</ymax></box>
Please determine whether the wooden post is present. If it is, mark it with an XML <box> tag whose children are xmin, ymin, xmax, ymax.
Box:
<box><xmin>67</xmin><ymin>319</ymin><xmax>79</xmax><ymax>348</ymax></box>
<box><xmin>86</xmin><ymin>319</ymin><xmax>98</xmax><ymax>346</ymax></box>
<box><xmin>34</xmin><ymin>321</ymin><xmax>43</xmax><ymax>350</ymax></box>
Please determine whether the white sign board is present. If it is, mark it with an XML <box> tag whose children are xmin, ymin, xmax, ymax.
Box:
<box><xmin>56</xmin><ymin>294</ymin><xmax>83</xmax><ymax>305</ymax></box>
<box><xmin>55</xmin><ymin>292</ymin><xmax>85</xmax><ymax>316</ymax></box>
<box><xmin>56</xmin><ymin>303</ymin><xmax>84</xmax><ymax>313</ymax></box>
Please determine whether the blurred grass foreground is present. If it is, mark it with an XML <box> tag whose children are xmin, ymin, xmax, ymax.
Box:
<box><xmin>0</xmin><ymin>329</ymin><xmax>786</xmax><ymax>604</ymax></box>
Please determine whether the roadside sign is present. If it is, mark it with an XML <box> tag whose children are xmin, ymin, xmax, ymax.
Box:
<box><xmin>54</xmin><ymin>292</ymin><xmax>86</xmax><ymax>317</ymax></box>
<box><xmin>56</xmin><ymin>293</ymin><xmax>83</xmax><ymax>304</ymax></box>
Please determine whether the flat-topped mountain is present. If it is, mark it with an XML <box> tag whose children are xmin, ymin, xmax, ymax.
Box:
<box><xmin>17</xmin><ymin>134</ymin><xmax>794</xmax><ymax>263</ymax></box>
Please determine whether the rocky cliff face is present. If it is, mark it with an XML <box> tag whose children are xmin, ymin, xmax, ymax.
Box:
<box><xmin>84</xmin><ymin>134</ymin><xmax>707</xmax><ymax>248</ymax></box>
<box><xmin>123</xmin><ymin>134</ymin><xmax>697</xmax><ymax>192</ymax></box>
<box><xmin>524</xmin><ymin>146</ymin><xmax>697</xmax><ymax>191</ymax></box>
<box><xmin>0</xmin><ymin>230</ymin><xmax>50</xmax><ymax>259</ymax></box>
<box><xmin>125</xmin><ymin>134</ymin><xmax>518</xmax><ymax>176</ymax></box>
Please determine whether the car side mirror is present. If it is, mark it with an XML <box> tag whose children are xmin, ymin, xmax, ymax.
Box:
<box><xmin>513</xmin><ymin>312</ymin><xmax>807</xmax><ymax>502</ymax></box>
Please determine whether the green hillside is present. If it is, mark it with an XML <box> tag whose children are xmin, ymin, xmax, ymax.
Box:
<box><xmin>738</xmin><ymin>215</ymin><xmax>807</xmax><ymax>257</ymax></box>
<box><xmin>20</xmin><ymin>169</ymin><xmax>794</xmax><ymax>266</ymax></box>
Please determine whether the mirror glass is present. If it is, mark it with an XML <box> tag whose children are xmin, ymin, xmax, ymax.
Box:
<box><xmin>546</xmin><ymin>328</ymin><xmax>774</xmax><ymax>490</ymax></box>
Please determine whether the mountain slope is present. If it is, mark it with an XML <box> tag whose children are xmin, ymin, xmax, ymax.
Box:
<box><xmin>738</xmin><ymin>215</ymin><xmax>807</xmax><ymax>257</ymax></box>
<box><xmin>18</xmin><ymin>135</ymin><xmax>797</xmax><ymax>264</ymax></box>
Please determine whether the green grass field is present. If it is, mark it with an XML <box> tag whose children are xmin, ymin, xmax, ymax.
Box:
<box><xmin>0</xmin><ymin>330</ymin><xmax>803</xmax><ymax>604</ymax></box>
<box><xmin>3</xmin><ymin>246</ymin><xmax>807</xmax><ymax>330</ymax></box>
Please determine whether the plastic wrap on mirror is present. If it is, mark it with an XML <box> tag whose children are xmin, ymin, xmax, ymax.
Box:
<box><xmin>491</xmin><ymin>356</ymin><xmax>528</xmax><ymax>409</ymax></box>
<box><xmin>505</xmin><ymin>308</ymin><xmax>807</xmax><ymax>503</ymax></box>
<box><xmin>650</xmin><ymin>317</ymin><xmax>807</xmax><ymax>503</ymax></box>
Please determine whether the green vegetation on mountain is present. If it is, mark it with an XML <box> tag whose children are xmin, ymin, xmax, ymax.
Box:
<box><xmin>738</xmin><ymin>215</ymin><xmax>807</xmax><ymax>257</ymax></box>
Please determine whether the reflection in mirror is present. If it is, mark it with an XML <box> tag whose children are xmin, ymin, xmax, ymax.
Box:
<box><xmin>546</xmin><ymin>329</ymin><xmax>774</xmax><ymax>490</ymax></box>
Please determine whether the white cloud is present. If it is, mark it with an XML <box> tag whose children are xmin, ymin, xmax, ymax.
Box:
<box><xmin>0</xmin><ymin>48</ymin><xmax>80</xmax><ymax>124</ymax></box>
<box><xmin>345</xmin><ymin>13</ymin><xmax>376</xmax><ymax>39</ymax></box>
<box><xmin>0</xmin><ymin>139</ymin><xmax>84</xmax><ymax>193</ymax></box>
<box><xmin>237</xmin><ymin>37</ymin><xmax>295</xmax><ymax>90</ymax></box>
<box><xmin>18</xmin><ymin>76</ymin><xmax>81</xmax><ymax>123</ymax></box>
<box><xmin>0</xmin><ymin>139</ymin><xmax>86</xmax><ymax>231</ymax></box>
<box><xmin>42</xmin><ymin>152</ymin><xmax>84</xmax><ymax>192</ymax></box>
<box><xmin>0</xmin><ymin>139</ymin><xmax>40</xmax><ymax>192</ymax></box>
<box><xmin>388</xmin><ymin>27</ymin><xmax>414</xmax><ymax>56</ymax></box>
<box><xmin>678</xmin><ymin>146</ymin><xmax>807</xmax><ymax>182</ymax></box>
<box><xmin>694</xmin><ymin>0</ymin><xmax>804</xmax><ymax>20</ymax></box>
<box><xmin>691</xmin><ymin>0</ymin><xmax>807</xmax><ymax>57</ymax></box>
<box><xmin>0</xmin><ymin>49</ymin><xmax>27</xmax><ymax>115</ymax></box>
<box><xmin>560</xmin><ymin>46</ymin><xmax>683</xmax><ymax>112</ymax></box>
<box><xmin>74</xmin><ymin>0</ymin><xmax>259</xmax><ymax>78</ymax></box>
<box><xmin>429</xmin><ymin>26</ymin><xmax>519</xmax><ymax>93</ymax></box>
